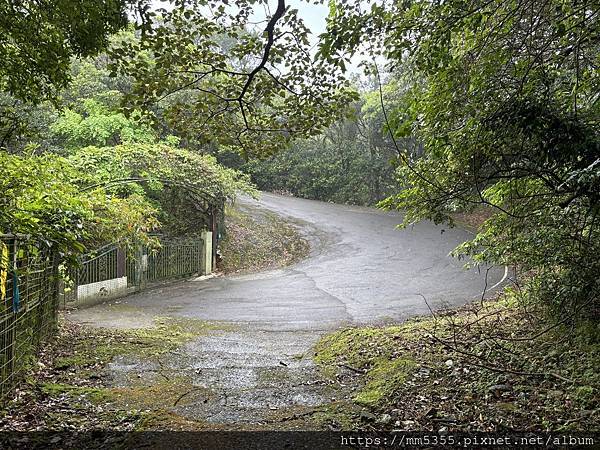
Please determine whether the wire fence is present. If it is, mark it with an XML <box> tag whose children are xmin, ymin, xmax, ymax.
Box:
<box><xmin>0</xmin><ymin>234</ymin><xmax>209</xmax><ymax>401</ymax></box>
<box><xmin>63</xmin><ymin>236</ymin><xmax>208</xmax><ymax>309</ymax></box>
<box><xmin>0</xmin><ymin>235</ymin><xmax>58</xmax><ymax>400</ymax></box>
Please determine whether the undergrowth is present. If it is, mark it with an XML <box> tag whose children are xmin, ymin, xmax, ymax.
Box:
<box><xmin>218</xmin><ymin>203</ymin><xmax>309</xmax><ymax>274</ymax></box>
<box><xmin>0</xmin><ymin>315</ymin><xmax>223</xmax><ymax>432</ymax></box>
<box><xmin>314</xmin><ymin>292</ymin><xmax>599</xmax><ymax>431</ymax></box>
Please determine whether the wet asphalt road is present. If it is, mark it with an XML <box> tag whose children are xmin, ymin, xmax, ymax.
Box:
<box><xmin>76</xmin><ymin>193</ymin><xmax>504</xmax><ymax>330</ymax></box>
<box><xmin>72</xmin><ymin>193</ymin><xmax>505</xmax><ymax>425</ymax></box>
<box><xmin>150</xmin><ymin>192</ymin><xmax>503</xmax><ymax>330</ymax></box>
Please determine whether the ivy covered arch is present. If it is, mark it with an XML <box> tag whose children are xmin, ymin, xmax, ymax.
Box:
<box><xmin>70</xmin><ymin>142</ymin><xmax>257</xmax><ymax>238</ymax></box>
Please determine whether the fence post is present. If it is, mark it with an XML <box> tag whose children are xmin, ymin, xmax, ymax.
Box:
<box><xmin>200</xmin><ymin>231</ymin><xmax>213</xmax><ymax>275</ymax></box>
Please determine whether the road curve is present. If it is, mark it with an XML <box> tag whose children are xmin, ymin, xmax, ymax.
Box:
<box><xmin>79</xmin><ymin>193</ymin><xmax>503</xmax><ymax>330</ymax></box>
<box><xmin>70</xmin><ymin>193</ymin><xmax>505</xmax><ymax>425</ymax></box>
<box><xmin>208</xmin><ymin>192</ymin><xmax>504</xmax><ymax>330</ymax></box>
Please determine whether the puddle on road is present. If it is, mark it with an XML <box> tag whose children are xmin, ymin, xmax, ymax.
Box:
<box><xmin>105</xmin><ymin>328</ymin><xmax>338</xmax><ymax>425</ymax></box>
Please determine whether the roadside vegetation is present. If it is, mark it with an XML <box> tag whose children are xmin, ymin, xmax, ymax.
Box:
<box><xmin>0</xmin><ymin>316</ymin><xmax>223</xmax><ymax>433</ymax></box>
<box><xmin>218</xmin><ymin>203</ymin><xmax>309</xmax><ymax>274</ymax></box>
<box><xmin>314</xmin><ymin>292</ymin><xmax>599</xmax><ymax>431</ymax></box>
<box><xmin>218</xmin><ymin>86</ymin><xmax>400</xmax><ymax>206</ymax></box>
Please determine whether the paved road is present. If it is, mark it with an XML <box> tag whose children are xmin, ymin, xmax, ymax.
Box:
<box><xmin>72</xmin><ymin>193</ymin><xmax>504</xmax><ymax>425</ymax></box>
<box><xmin>129</xmin><ymin>192</ymin><xmax>501</xmax><ymax>330</ymax></box>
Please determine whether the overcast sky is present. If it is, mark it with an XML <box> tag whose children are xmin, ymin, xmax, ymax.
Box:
<box><xmin>150</xmin><ymin>0</ymin><xmax>329</xmax><ymax>35</ymax></box>
<box><xmin>287</xmin><ymin>0</ymin><xmax>329</xmax><ymax>36</ymax></box>
<box><xmin>149</xmin><ymin>0</ymin><xmax>372</xmax><ymax>74</ymax></box>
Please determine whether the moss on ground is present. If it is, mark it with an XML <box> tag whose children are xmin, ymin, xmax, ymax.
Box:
<box><xmin>109</xmin><ymin>377</ymin><xmax>214</xmax><ymax>410</ymax></box>
<box><xmin>55</xmin><ymin>316</ymin><xmax>228</xmax><ymax>372</ymax></box>
<box><xmin>38</xmin><ymin>382</ymin><xmax>112</xmax><ymax>403</ymax></box>
<box><xmin>315</xmin><ymin>321</ymin><xmax>431</xmax><ymax>367</ymax></box>
<box><xmin>0</xmin><ymin>315</ymin><xmax>230</xmax><ymax>431</ymax></box>
<box><xmin>219</xmin><ymin>203</ymin><xmax>309</xmax><ymax>274</ymax></box>
<box><xmin>311</xmin><ymin>402</ymin><xmax>361</xmax><ymax>430</ymax></box>
<box><xmin>314</xmin><ymin>294</ymin><xmax>600</xmax><ymax>431</ymax></box>
<box><xmin>314</xmin><ymin>323</ymin><xmax>421</xmax><ymax>409</ymax></box>
<box><xmin>355</xmin><ymin>358</ymin><xmax>416</xmax><ymax>406</ymax></box>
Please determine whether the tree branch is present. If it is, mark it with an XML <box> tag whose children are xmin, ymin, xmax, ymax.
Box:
<box><xmin>237</xmin><ymin>0</ymin><xmax>286</xmax><ymax>130</ymax></box>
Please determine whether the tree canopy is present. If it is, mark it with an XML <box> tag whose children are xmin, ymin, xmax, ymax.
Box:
<box><xmin>109</xmin><ymin>0</ymin><xmax>358</xmax><ymax>156</ymax></box>
<box><xmin>0</xmin><ymin>0</ymin><xmax>137</xmax><ymax>103</ymax></box>
<box><xmin>319</xmin><ymin>0</ymin><xmax>600</xmax><ymax>318</ymax></box>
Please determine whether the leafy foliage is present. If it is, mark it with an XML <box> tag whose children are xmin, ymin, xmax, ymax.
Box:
<box><xmin>1</xmin><ymin>12</ymin><xmax>259</xmax><ymax>255</ymax></box>
<box><xmin>0</xmin><ymin>151</ymin><xmax>158</xmax><ymax>260</ymax></box>
<box><xmin>321</xmin><ymin>0</ymin><xmax>600</xmax><ymax>319</ymax></box>
<box><xmin>1</xmin><ymin>138</ymin><xmax>256</xmax><ymax>257</ymax></box>
<box><xmin>242</xmin><ymin>107</ymin><xmax>398</xmax><ymax>205</ymax></box>
<box><xmin>69</xmin><ymin>143</ymin><xmax>257</xmax><ymax>235</ymax></box>
<box><xmin>0</xmin><ymin>92</ymin><xmax>58</xmax><ymax>152</ymax></box>
<box><xmin>0</xmin><ymin>41</ymin><xmax>136</xmax><ymax>154</ymax></box>
<box><xmin>50</xmin><ymin>99</ymin><xmax>156</xmax><ymax>150</ymax></box>
<box><xmin>109</xmin><ymin>0</ymin><xmax>358</xmax><ymax>157</ymax></box>
<box><xmin>0</xmin><ymin>0</ymin><xmax>135</xmax><ymax>103</ymax></box>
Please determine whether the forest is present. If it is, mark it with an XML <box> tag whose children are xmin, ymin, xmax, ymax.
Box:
<box><xmin>0</xmin><ymin>0</ymin><xmax>598</xmax><ymax>443</ymax></box>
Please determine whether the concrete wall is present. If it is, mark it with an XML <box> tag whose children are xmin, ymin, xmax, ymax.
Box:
<box><xmin>76</xmin><ymin>276</ymin><xmax>129</xmax><ymax>301</ymax></box>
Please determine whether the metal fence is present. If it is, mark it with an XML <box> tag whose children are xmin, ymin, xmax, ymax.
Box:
<box><xmin>0</xmin><ymin>235</ymin><xmax>58</xmax><ymax>400</ymax></box>
<box><xmin>0</xmin><ymin>234</ymin><xmax>208</xmax><ymax>400</ymax></box>
<box><xmin>146</xmin><ymin>239</ymin><xmax>204</xmax><ymax>283</ymax></box>
<box><xmin>63</xmin><ymin>236</ymin><xmax>207</xmax><ymax>309</ymax></box>
<box><xmin>78</xmin><ymin>244</ymin><xmax>122</xmax><ymax>286</ymax></box>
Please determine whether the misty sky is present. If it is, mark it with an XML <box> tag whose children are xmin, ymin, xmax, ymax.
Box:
<box><xmin>149</xmin><ymin>0</ymin><xmax>372</xmax><ymax>73</ymax></box>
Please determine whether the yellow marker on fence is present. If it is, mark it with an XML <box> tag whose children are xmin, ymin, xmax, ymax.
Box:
<box><xmin>0</xmin><ymin>242</ymin><xmax>8</xmax><ymax>301</ymax></box>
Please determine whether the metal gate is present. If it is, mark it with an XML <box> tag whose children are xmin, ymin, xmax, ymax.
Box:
<box><xmin>146</xmin><ymin>239</ymin><xmax>203</xmax><ymax>283</ymax></box>
<box><xmin>63</xmin><ymin>236</ymin><xmax>208</xmax><ymax>309</ymax></box>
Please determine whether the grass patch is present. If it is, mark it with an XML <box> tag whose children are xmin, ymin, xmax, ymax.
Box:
<box><xmin>314</xmin><ymin>293</ymin><xmax>600</xmax><ymax>431</ymax></box>
<box><xmin>0</xmin><ymin>314</ymin><xmax>226</xmax><ymax>431</ymax></box>
<box><xmin>314</xmin><ymin>323</ymin><xmax>423</xmax><ymax>409</ymax></box>
<box><xmin>311</xmin><ymin>402</ymin><xmax>361</xmax><ymax>430</ymax></box>
<box><xmin>355</xmin><ymin>358</ymin><xmax>416</xmax><ymax>406</ymax></box>
<box><xmin>219</xmin><ymin>203</ymin><xmax>309</xmax><ymax>274</ymax></box>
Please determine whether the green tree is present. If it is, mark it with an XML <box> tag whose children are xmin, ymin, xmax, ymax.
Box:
<box><xmin>50</xmin><ymin>99</ymin><xmax>156</xmax><ymax>150</ymax></box>
<box><xmin>0</xmin><ymin>23</ymin><xmax>137</xmax><ymax>154</ymax></box>
<box><xmin>1</xmin><ymin>141</ymin><xmax>256</xmax><ymax>258</ymax></box>
<box><xmin>0</xmin><ymin>150</ymin><xmax>158</xmax><ymax>260</ymax></box>
<box><xmin>0</xmin><ymin>0</ymin><xmax>137</xmax><ymax>103</ymax></box>
<box><xmin>320</xmin><ymin>0</ymin><xmax>600</xmax><ymax>319</ymax></box>
<box><xmin>241</xmin><ymin>86</ymin><xmax>400</xmax><ymax>206</ymax></box>
<box><xmin>109</xmin><ymin>0</ymin><xmax>358</xmax><ymax>157</ymax></box>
